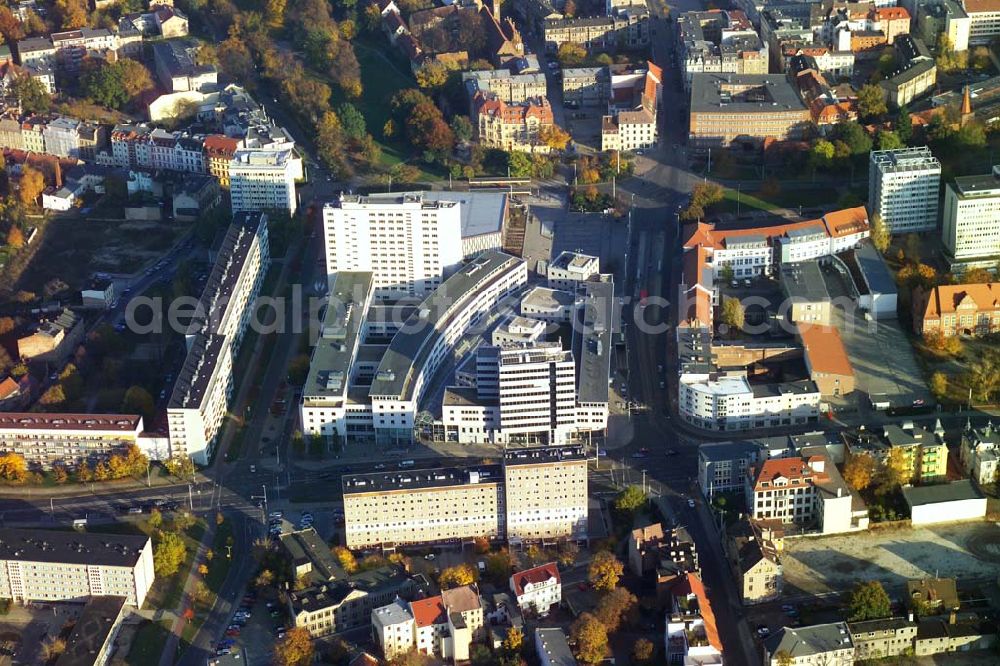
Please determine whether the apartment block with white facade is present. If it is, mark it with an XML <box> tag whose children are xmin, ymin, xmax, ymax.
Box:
<box><xmin>547</xmin><ymin>251</ymin><xmax>600</xmax><ymax>290</ymax></box>
<box><xmin>510</xmin><ymin>562</ymin><xmax>561</xmax><ymax>616</ymax></box>
<box><xmin>322</xmin><ymin>192</ymin><xmax>507</xmax><ymax>300</ymax></box>
<box><xmin>0</xmin><ymin>528</ymin><xmax>154</xmax><ymax>607</ymax></box>
<box><xmin>167</xmin><ymin>212</ymin><xmax>270</xmax><ymax>463</ymax></box>
<box><xmin>869</xmin><ymin>147</ymin><xmax>942</xmax><ymax>233</ymax></box>
<box><xmin>229</xmin><ymin>148</ymin><xmax>298</xmax><ymax>215</ymax></box>
<box><xmin>679</xmin><ymin>373</ymin><xmax>822</xmax><ymax>433</ymax></box>
<box><xmin>942</xmin><ymin>167</ymin><xmax>1000</xmax><ymax>262</ymax></box>
<box><xmin>0</xmin><ymin>413</ymin><xmax>166</xmax><ymax>469</ymax></box>
<box><xmin>964</xmin><ymin>0</ymin><xmax>1000</xmax><ymax>46</ymax></box>
<box><xmin>959</xmin><ymin>421</ymin><xmax>1000</xmax><ymax>485</ymax></box>
<box><xmin>504</xmin><ymin>446</ymin><xmax>588</xmax><ymax>543</ymax></box>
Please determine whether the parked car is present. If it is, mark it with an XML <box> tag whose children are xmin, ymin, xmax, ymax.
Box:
<box><xmin>687</xmin><ymin>498</ymin><xmax>696</xmax><ymax>508</ymax></box>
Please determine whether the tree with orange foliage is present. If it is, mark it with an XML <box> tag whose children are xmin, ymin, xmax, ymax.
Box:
<box><xmin>18</xmin><ymin>166</ymin><xmax>45</xmax><ymax>207</ymax></box>
<box><xmin>5</xmin><ymin>226</ymin><xmax>24</xmax><ymax>248</ymax></box>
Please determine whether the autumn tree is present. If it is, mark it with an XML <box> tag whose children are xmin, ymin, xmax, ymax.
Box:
<box><xmin>501</xmin><ymin>626</ymin><xmax>523</xmax><ymax>654</ymax></box>
<box><xmin>632</xmin><ymin>638</ymin><xmax>655</xmax><ymax>664</ymax></box>
<box><xmin>613</xmin><ymin>485</ymin><xmax>646</xmax><ymax>514</ymax></box>
<box><xmin>122</xmin><ymin>385</ymin><xmax>156</xmax><ymax>422</ymax></box>
<box><xmin>255</xmin><ymin>569</ymin><xmax>275</xmax><ymax>589</ymax></box>
<box><xmin>148</xmin><ymin>508</ymin><xmax>163</xmax><ymax>530</ymax></box>
<box><xmin>870</xmin><ymin>212</ymin><xmax>890</xmax><ymax>253</ymax></box>
<box><xmin>594</xmin><ymin>587</ymin><xmax>637</xmax><ymax>633</ymax></box>
<box><xmin>849</xmin><ymin>581</ymin><xmax>891</xmax><ymax>621</ymax></box>
<box><xmin>18</xmin><ymin>166</ymin><xmax>45</xmax><ymax>206</ymax></box>
<box><xmin>6</xmin><ymin>226</ymin><xmax>24</xmax><ymax>248</ymax></box>
<box><xmin>923</xmin><ymin>329</ymin><xmax>962</xmax><ymax>356</ymax></box>
<box><xmin>720</xmin><ymin>296</ymin><xmax>745</xmax><ymax>334</ymax></box>
<box><xmin>438</xmin><ymin>563</ymin><xmax>477</xmax><ymax>589</ymax></box>
<box><xmin>332</xmin><ymin>546</ymin><xmax>358</xmax><ymax>573</ymax></box>
<box><xmin>557</xmin><ymin>42</ymin><xmax>587</xmax><ymax>67</ymax></box>
<box><xmin>265</xmin><ymin>0</ymin><xmax>287</xmax><ymax>29</ymax></box>
<box><xmin>153</xmin><ymin>531</ymin><xmax>187</xmax><ymax>577</ymax></box>
<box><xmin>118</xmin><ymin>58</ymin><xmax>156</xmax><ymax>100</ymax></box>
<box><xmin>40</xmin><ymin>637</ymin><xmax>67</xmax><ymax>662</ymax></box>
<box><xmin>843</xmin><ymin>452</ymin><xmax>876</xmax><ymax>491</ymax></box>
<box><xmin>929</xmin><ymin>371</ymin><xmax>948</xmax><ymax>400</ymax></box>
<box><xmin>192</xmin><ymin>579</ymin><xmax>211</xmax><ymax>606</ymax></box>
<box><xmin>880</xmin><ymin>446</ymin><xmax>912</xmax><ymax>489</ymax></box>
<box><xmin>415</xmin><ymin>62</ymin><xmax>449</xmax><ymax>90</ymax></box>
<box><xmin>775</xmin><ymin>650</ymin><xmax>794</xmax><ymax>666</ymax></box>
<box><xmin>557</xmin><ymin>540</ymin><xmax>579</xmax><ymax>567</ymax></box>
<box><xmin>0</xmin><ymin>317</ymin><xmax>14</xmax><ymax>335</ymax></box>
<box><xmin>962</xmin><ymin>267</ymin><xmax>994</xmax><ymax>284</ymax></box>
<box><xmin>39</xmin><ymin>384</ymin><xmax>67</xmax><ymax>407</ymax></box>
<box><xmin>588</xmin><ymin>550</ymin><xmax>623</xmax><ymax>593</ymax></box>
<box><xmin>540</xmin><ymin>125</ymin><xmax>571</xmax><ymax>151</ymax></box>
<box><xmin>164</xmin><ymin>454</ymin><xmax>195</xmax><ymax>480</ymax></box>
<box><xmin>680</xmin><ymin>181</ymin><xmax>724</xmax><ymax>221</ymax></box>
<box><xmin>274</xmin><ymin>627</ymin><xmax>315</xmax><ymax>666</ymax></box>
<box><xmin>54</xmin><ymin>0</ymin><xmax>88</xmax><ymax>29</ymax></box>
<box><xmin>571</xmin><ymin>613</ymin><xmax>609</xmax><ymax>665</ymax></box>
<box><xmin>485</xmin><ymin>549</ymin><xmax>514</xmax><ymax>585</ymax></box>
<box><xmin>0</xmin><ymin>452</ymin><xmax>27</xmax><ymax>481</ymax></box>
<box><xmin>0</xmin><ymin>7</ymin><xmax>24</xmax><ymax>42</ymax></box>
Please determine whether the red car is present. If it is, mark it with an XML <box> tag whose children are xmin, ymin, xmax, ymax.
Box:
<box><xmin>225</xmin><ymin>629</ymin><xmax>241</xmax><ymax>637</ymax></box>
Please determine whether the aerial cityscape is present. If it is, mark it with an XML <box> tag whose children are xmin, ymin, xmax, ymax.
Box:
<box><xmin>0</xmin><ymin>0</ymin><xmax>998</xmax><ymax>665</ymax></box>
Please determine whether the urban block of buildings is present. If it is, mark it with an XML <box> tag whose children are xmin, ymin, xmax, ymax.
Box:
<box><xmin>0</xmin><ymin>527</ymin><xmax>154</xmax><ymax>607</ymax></box>
<box><xmin>167</xmin><ymin>212</ymin><xmax>270</xmax><ymax>464</ymax></box>
<box><xmin>868</xmin><ymin>147</ymin><xmax>942</xmax><ymax>234</ymax></box>
<box><xmin>343</xmin><ymin>447</ymin><xmax>587</xmax><ymax>549</ymax></box>
<box><xmin>600</xmin><ymin>62</ymin><xmax>661</xmax><ymax>152</ymax></box>
<box><xmin>959</xmin><ymin>420</ymin><xmax>1000</xmax><ymax>485</ymax></box>
<box><xmin>542</xmin><ymin>7</ymin><xmax>651</xmax><ymax>53</ymax></box>
<box><xmin>373</xmin><ymin>584</ymin><xmax>484</xmax><ymax>662</ymax></box>
<box><xmin>677</xmin><ymin>9</ymin><xmax>769</xmax><ymax>89</ymax></box>
<box><xmin>844</xmin><ymin>421</ymin><xmax>949</xmax><ymax>484</ymax></box>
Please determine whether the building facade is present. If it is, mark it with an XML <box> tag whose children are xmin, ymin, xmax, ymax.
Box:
<box><xmin>868</xmin><ymin>147</ymin><xmax>942</xmax><ymax>233</ymax></box>
<box><xmin>913</xmin><ymin>282</ymin><xmax>1000</xmax><ymax>337</ymax></box>
<box><xmin>679</xmin><ymin>374</ymin><xmax>822</xmax><ymax>432</ymax></box>
<box><xmin>473</xmin><ymin>92</ymin><xmax>554</xmax><ymax>153</ymax></box>
<box><xmin>0</xmin><ymin>413</ymin><xmax>161</xmax><ymax>469</ymax></box>
<box><xmin>229</xmin><ymin>148</ymin><xmax>298</xmax><ymax>215</ymax></box>
<box><xmin>943</xmin><ymin>167</ymin><xmax>1000</xmax><ymax>261</ymax></box>
<box><xmin>510</xmin><ymin>562</ymin><xmax>561</xmax><ymax>616</ymax></box>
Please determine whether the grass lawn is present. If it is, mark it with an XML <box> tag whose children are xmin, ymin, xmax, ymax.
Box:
<box><xmin>125</xmin><ymin>620</ymin><xmax>173</xmax><ymax>666</ymax></box>
<box><xmin>206</xmin><ymin>519</ymin><xmax>234</xmax><ymax>593</ymax></box>
<box><xmin>713</xmin><ymin>186</ymin><xmax>843</xmax><ymax>215</ymax></box>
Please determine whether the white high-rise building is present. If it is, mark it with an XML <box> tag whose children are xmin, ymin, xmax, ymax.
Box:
<box><xmin>229</xmin><ymin>148</ymin><xmax>298</xmax><ymax>215</ymax></box>
<box><xmin>497</xmin><ymin>344</ymin><xmax>577</xmax><ymax>446</ymax></box>
<box><xmin>943</xmin><ymin>167</ymin><xmax>1000</xmax><ymax>262</ymax></box>
<box><xmin>323</xmin><ymin>192</ymin><xmax>464</xmax><ymax>299</ymax></box>
<box><xmin>869</xmin><ymin>147</ymin><xmax>942</xmax><ymax>233</ymax></box>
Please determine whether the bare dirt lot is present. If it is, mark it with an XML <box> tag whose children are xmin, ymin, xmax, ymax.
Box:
<box><xmin>782</xmin><ymin>521</ymin><xmax>1000</xmax><ymax>596</ymax></box>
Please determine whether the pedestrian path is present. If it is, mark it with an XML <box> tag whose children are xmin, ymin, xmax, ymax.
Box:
<box><xmin>158</xmin><ymin>521</ymin><xmax>217</xmax><ymax>666</ymax></box>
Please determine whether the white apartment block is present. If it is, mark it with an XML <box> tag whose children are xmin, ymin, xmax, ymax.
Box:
<box><xmin>959</xmin><ymin>422</ymin><xmax>1000</xmax><ymax>485</ymax></box>
<box><xmin>343</xmin><ymin>447</ymin><xmax>588</xmax><ymax>549</ymax></box>
<box><xmin>322</xmin><ymin>191</ymin><xmax>507</xmax><ymax>300</ymax></box>
<box><xmin>373</xmin><ymin>599</ymin><xmax>417</xmax><ymax>660</ymax></box>
<box><xmin>230</xmin><ymin>148</ymin><xmax>298</xmax><ymax>215</ymax></box>
<box><xmin>0</xmin><ymin>413</ymin><xmax>166</xmax><ymax>469</ymax></box>
<box><xmin>964</xmin><ymin>0</ymin><xmax>1000</xmax><ymax>45</ymax></box>
<box><xmin>943</xmin><ymin>167</ymin><xmax>1000</xmax><ymax>261</ymax></box>
<box><xmin>0</xmin><ymin>528</ymin><xmax>154</xmax><ymax>607</ymax></box>
<box><xmin>497</xmin><ymin>345</ymin><xmax>577</xmax><ymax>445</ymax></box>
<box><xmin>373</xmin><ymin>586</ymin><xmax>482</xmax><ymax>662</ymax></box>
<box><xmin>510</xmin><ymin>562</ymin><xmax>562</xmax><ymax>616</ymax></box>
<box><xmin>601</xmin><ymin>108</ymin><xmax>657</xmax><ymax>152</ymax></box>
<box><xmin>869</xmin><ymin>147</ymin><xmax>942</xmax><ymax>234</ymax></box>
<box><xmin>167</xmin><ymin>212</ymin><xmax>270</xmax><ymax>463</ymax></box>
<box><xmin>679</xmin><ymin>373</ymin><xmax>822</xmax><ymax>432</ymax></box>
<box><xmin>548</xmin><ymin>251</ymin><xmax>600</xmax><ymax>290</ymax></box>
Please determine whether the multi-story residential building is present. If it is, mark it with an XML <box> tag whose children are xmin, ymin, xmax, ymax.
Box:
<box><xmin>42</xmin><ymin>117</ymin><xmax>82</xmax><ymax>158</ymax></box>
<box><xmin>51</xmin><ymin>28</ymin><xmax>119</xmax><ymax>72</ymax></box>
<box><xmin>678</xmin><ymin>9</ymin><xmax>769</xmax><ymax>88</ymax></box>
<box><xmin>688</xmin><ymin>73</ymin><xmax>811</xmax><ymax>150</ymax></box>
<box><xmin>665</xmin><ymin>573</ymin><xmax>724</xmax><ymax>666</ymax></box>
<box><xmin>547</xmin><ymin>251</ymin><xmax>599</xmax><ymax>290</ymax></box>
<box><xmin>473</xmin><ymin>92</ymin><xmax>554</xmax><ymax>153</ymax></box>
<box><xmin>167</xmin><ymin>212</ymin><xmax>270</xmax><ymax>463</ymax></box>
<box><xmin>535</xmin><ymin>628</ymin><xmax>578</xmax><ymax>666</ymax></box>
<box><xmin>913</xmin><ymin>282</ymin><xmax>1000</xmax><ymax>337</ymax></box>
<box><xmin>0</xmin><ymin>413</ymin><xmax>165</xmax><ymax>469</ymax></box>
<box><xmin>917</xmin><ymin>0</ymin><xmax>970</xmax><ymax>52</ymax></box>
<box><xmin>881</xmin><ymin>35</ymin><xmax>937</xmax><ymax>106</ymax></box>
<box><xmin>0</xmin><ymin>528</ymin><xmax>154</xmax><ymax>607</ymax></box>
<box><xmin>543</xmin><ymin>8</ymin><xmax>650</xmax><ymax>52</ymax></box>
<box><xmin>943</xmin><ymin>166</ymin><xmax>1000</xmax><ymax>262</ymax></box>
<box><xmin>849</xmin><ymin>618</ymin><xmax>919</xmax><ymax>661</ymax></box>
<box><xmin>229</xmin><ymin>148</ymin><xmax>298</xmax><ymax>214</ymax></box>
<box><xmin>287</xmin><ymin>565</ymin><xmax>420</xmax><ymax>639</ymax></box>
<box><xmin>504</xmin><ymin>446</ymin><xmax>588</xmax><ymax>542</ymax></box>
<box><xmin>680</xmin><ymin>374</ymin><xmax>822</xmax><ymax>432</ymax></box>
<box><xmin>763</xmin><ymin>622</ymin><xmax>855</xmax><ymax>666</ymax></box>
<box><xmin>959</xmin><ymin>421</ymin><xmax>1000</xmax><ymax>485</ymax></box>
<box><xmin>627</xmin><ymin>523</ymin><xmax>699</xmax><ymax>577</ymax></box>
<box><xmin>497</xmin><ymin>344</ymin><xmax>577</xmax><ymax>446</ymax></box>
<box><xmin>784</xmin><ymin>46</ymin><xmax>855</xmax><ymax>79</ymax></box>
<box><xmin>154</xmin><ymin>5</ymin><xmax>190</xmax><ymax>38</ymax></box>
<box><xmin>322</xmin><ymin>191</ymin><xmax>507</xmax><ymax>299</ymax></box>
<box><xmin>204</xmin><ymin>134</ymin><xmax>240</xmax><ymax>188</ymax></box>
<box><xmin>698</xmin><ymin>440</ymin><xmax>774</xmax><ymax>497</ymax></box>
<box><xmin>15</xmin><ymin>37</ymin><xmax>55</xmax><ymax>70</ymax></box>
<box><xmin>561</xmin><ymin>67</ymin><xmax>610</xmax><ymax>106</ymax></box>
<box><xmin>745</xmin><ymin>455</ymin><xmax>864</xmax><ymax>534</ymax></box>
<box><xmin>869</xmin><ymin>147</ymin><xmax>942</xmax><ymax>233</ymax></box>
<box><xmin>151</xmin><ymin>39</ymin><xmax>217</xmax><ymax>93</ymax></box>
<box><xmin>964</xmin><ymin>0</ymin><xmax>1000</xmax><ymax>45</ymax></box>
<box><xmin>846</xmin><ymin>422</ymin><xmax>948</xmax><ymax>483</ymax></box>
<box><xmin>727</xmin><ymin>517</ymin><xmax>783</xmax><ymax>604</ymax></box>
<box><xmin>344</xmin><ymin>446</ymin><xmax>587</xmax><ymax>548</ymax></box>
<box><xmin>57</xmin><ymin>595</ymin><xmax>128</xmax><ymax>666</ymax></box>
<box><xmin>511</xmin><ymin>563</ymin><xmax>561</xmax><ymax>616</ymax></box>
<box><xmin>372</xmin><ymin>585</ymin><xmax>482</xmax><ymax>662</ymax></box>
<box><xmin>601</xmin><ymin>107</ymin><xmax>656</xmax><ymax>152</ymax></box>
<box><xmin>462</xmin><ymin>69</ymin><xmax>548</xmax><ymax>106</ymax></box>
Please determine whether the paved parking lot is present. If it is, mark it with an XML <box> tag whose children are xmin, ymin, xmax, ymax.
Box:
<box><xmin>0</xmin><ymin>603</ymin><xmax>85</xmax><ymax>665</ymax></box>
<box><xmin>782</xmin><ymin>521</ymin><xmax>1000</xmax><ymax>596</ymax></box>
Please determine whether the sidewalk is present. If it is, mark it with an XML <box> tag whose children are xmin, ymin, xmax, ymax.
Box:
<box><xmin>0</xmin><ymin>473</ymin><xmax>203</xmax><ymax>499</ymax></box>
<box><xmin>158</xmin><ymin>520</ymin><xmax>217</xmax><ymax>666</ymax></box>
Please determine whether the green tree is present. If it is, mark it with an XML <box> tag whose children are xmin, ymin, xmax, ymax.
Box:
<box><xmin>337</xmin><ymin>103</ymin><xmax>366</xmax><ymax>141</ymax></box>
<box><xmin>153</xmin><ymin>531</ymin><xmax>187</xmax><ymax>577</ymax></box>
<box><xmin>588</xmin><ymin>550</ymin><xmax>623</xmax><ymax>592</ymax></box>
<box><xmin>896</xmin><ymin>105</ymin><xmax>913</xmax><ymax>144</ymax></box>
<box><xmin>857</xmin><ymin>84</ymin><xmax>888</xmax><ymax>121</ymax></box>
<box><xmin>508</xmin><ymin>151</ymin><xmax>533</xmax><ymax>177</ymax></box>
<box><xmin>10</xmin><ymin>75</ymin><xmax>50</xmax><ymax>114</ymax></box>
<box><xmin>613</xmin><ymin>485</ymin><xmax>646</xmax><ymax>513</ymax></box>
<box><xmin>870</xmin><ymin>212</ymin><xmax>890</xmax><ymax>253</ymax></box>
<box><xmin>831</xmin><ymin>121</ymin><xmax>872</xmax><ymax>157</ymax></box>
<box><xmin>450</xmin><ymin>115</ymin><xmax>474</xmax><ymax>143</ymax></box>
<box><xmin>809</xmin><ymin>139</ymin><xmax>835</xmax><ymax>172</ymax></box>
<box><xmin>875</xmin><ymin>129</ymin><xmax>903</xmax><ymax>151</ymax></box>
<box><xmin>848</xmin><ymin>581</ymin><xmax>892</xmax><ymax>621</ymax></box>
<box><xmin>80</xmin><ymin>59</ymin><xmax>129</xmax><ymax>109</ymax></box>
<box><xmin>557</xmin><ymin>42</ymin><xmax>587</xmax><ymax>66</ymax></box>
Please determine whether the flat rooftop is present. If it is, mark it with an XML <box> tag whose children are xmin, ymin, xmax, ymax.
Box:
<box><xmin>55</xmin><ymin>596</ymin><xmax>127</xmax><ymax>666</ymax></box>
<box><xmin>573</xmin><ymin>278</ymin><xmax>614</xmax><ymax>404</ymax></box>
<box><xmin>690</xmin><ymin>73</ymin><xmax>807</xmax><ymax>114</ymax></box>
<box><xmin>903</xmin><ymin>479</ymin><xmax>984</xmax><ymax>506</ymax></box>
<box><xmin>504</xmin><ymin>445</ymin><xmax>587</xmax><ymax>466</ymax></box>
<box><xmin>781</xmin><ymin>261</ymin><xmax>830</xmax><ymax>302</ymax></box>
<box><xmin>303</xmin><ymin>272</ymin><xmax>375</xmax><ymax>402</ymax></box>
<box><xmin>854</xmin><ymin>241</ymin><xmax>897</xmax><ymax>296</ymax></box>
<box><xmin>342</xmin><ymin>465</ymin><xmax>503</xmax><ymax>495</ymax></box>
<box><xmin>369</xmin><ymin>252</ymin><xmax>522</xmax><ymax>401</ymax></box>
<box><xmin>0</xmin><ymin>528</ymin><xmax>149</xmax><ymax>567</ymax></box>
<box><xmin>952</xmin><ymin>169</ymin><xmax>1000</xmax><ymax>197</ymax></box>
<box><xmin>522</xmin><ymin>286</ymin><xmax>575</xmax><ymax>312</ymax></box>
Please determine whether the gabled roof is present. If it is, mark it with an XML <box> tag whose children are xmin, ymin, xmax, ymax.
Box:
<box><xmin>751</xmin><ymin>457</ymin><xmax>827</xmax><ymax>492</ymax></box>
<box><xmin>764</xmin><ymin>622</ymin><xmax>853</xmax><ymax>658</ymax></box>
<box><xmin>799</xmin><ymin>325</ymin><xmax>853</xmax><ymax>377</ymax></box>
<box><xmin>511</xmin><ymin>563</ymin><xmax>560</xmax><ymax>596</ymax></box>
<box><xmin>687</xmin><ymin>573</ymin><xmax>722</xmax><ymax>651</ymax></box>
<box><xmin>919</xmin><ymin>283</ymin><xmax>1000</xmax><ymax>319</ymax></box>
<box><xmin>410</xmin><ymin>595</ymin><xmax>447</xmax><ymax>627</ymax></box>
<box><xmin>0</xmin><ymin>377</ymin><xmax>19</xmax><ymax>400</ymax></box>
<box><xmin>441</xmin><ymin>584</ymin><xmax>482</xmax><ymax>613</ymax></box>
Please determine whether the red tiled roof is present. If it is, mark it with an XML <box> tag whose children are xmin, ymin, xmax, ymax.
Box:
<box><xmin>511</xmin><ymin>562</ymin><xmax>560</xmax><ymax>596</ymax></box>
<box><xmin>681</xmin><ymin>207</ymin><xmax>868</xmax><ymax>251</ymax></box>
<box><xmin>875</xmin><ymin>7</ymin><xmax>910</xmax><ymax>20</ymax></box>
<box><xmin>919</xmin><ymin>283</ymin><xmax>1000</xmax><ymax>319</ymax></box>
<box><xmin>751</xmin><ymin>457</ymin><xmax>826</xmax><ymax>492</ymax></box>
<box><xmin>687</xmin><ymin>573</ymin><xmax>722</xmax><ymax>651</ymax></box>
<box><xmin>799</xmin><ymin>325</ymin><xmax>853</xmax><ymax>377</ymax></box>
<box><xmin>0</xmin><ymin>412</ymin><xmax>142</xmax><ymax>431</ymax></box>
<box><xmin>203</xmin><ymin>134</ymin><xmax>240</xmax><ymax>156</ymax></box>
<box><xmin>0</xmin><ymin>377</ymin><xmax>18</xmax><ymax>400</ymax></box>
<box><xmin>409</xmin><ymin>596</ymin><xmax>447</xmax><ymax>627</ymax></box>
